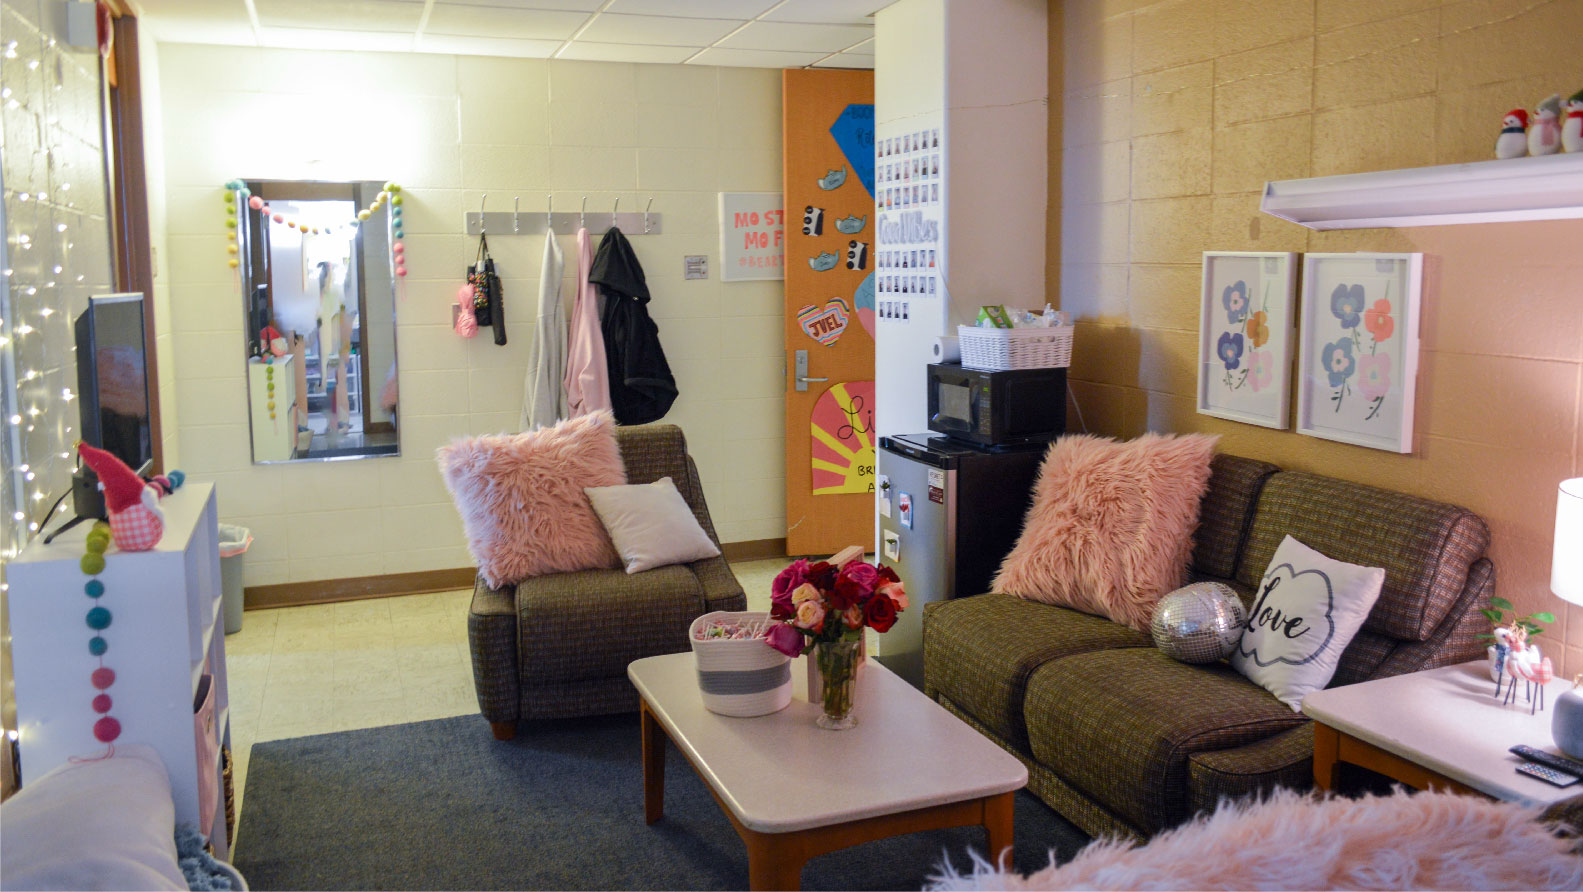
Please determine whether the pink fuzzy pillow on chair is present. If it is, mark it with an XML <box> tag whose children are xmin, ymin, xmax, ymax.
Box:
<box><xmin>993</xmin><ymin>433</ymin><xmax>1218</xmax><ymax>631</ymax></box>
<box><xmin>437</xmin><ymin>411</ymin><xmax>625</xmax><ymax>588</ymax></box>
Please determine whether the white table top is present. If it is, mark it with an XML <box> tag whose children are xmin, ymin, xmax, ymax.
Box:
<box><xmin>1302</xmin><ymin>660</ymin><xmax>1579</xmax><ymax>805</ymax></box>
<box><xmin>628</xmin><ymin>651</ymin><xmax>1028</xmax><ymax>833</ymax></box>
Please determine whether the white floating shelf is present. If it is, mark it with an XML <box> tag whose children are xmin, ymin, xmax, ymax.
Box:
<box><xmin>1261</xmin><ymin>152</ymin><xmax>1583</xmax><ymax>230</ymax></box>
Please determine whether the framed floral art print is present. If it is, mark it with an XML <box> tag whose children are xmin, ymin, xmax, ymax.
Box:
<box><xmin>1197</xmin><ymin>252</ymin><xmax>1298</xmax><ymax>429</ymax></box>
<box><xmin>1295</xmin><ymin>253</ymin><xmax>1422</xmax><ymax>453</ymax></box>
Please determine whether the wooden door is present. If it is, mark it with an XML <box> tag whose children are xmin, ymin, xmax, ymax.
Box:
<box><xmin>783</xmin><ymin>69</ymin><xmax>876</xmax><ymax>555</ymax></box>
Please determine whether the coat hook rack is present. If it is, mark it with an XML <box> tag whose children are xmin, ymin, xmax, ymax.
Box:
<box><xmin>464</xmin><ymin>194</ymin><xmax>661</xmax><ymax>237</ymax></box>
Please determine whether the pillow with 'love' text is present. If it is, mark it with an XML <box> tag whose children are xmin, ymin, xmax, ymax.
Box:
<box><xmin>1230</xmin><ymin>535</ymin><xmax>1385</xmax><ymax>712</ymax></box>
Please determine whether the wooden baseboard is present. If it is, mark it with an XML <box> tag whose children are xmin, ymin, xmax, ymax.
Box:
<box><xmin>244</xmin><ymin>567</ymin><xmax>477</xmax><ymax>610</ymax></box>
<box><xmin>720</xmin><ymin>538</ymin><xmax>787</xmax><ymax>562</ymax></box>
<box><xmin>243</xmin><ymin>539</ymin><xmax>789</xmax><ymax>610</ymax></box>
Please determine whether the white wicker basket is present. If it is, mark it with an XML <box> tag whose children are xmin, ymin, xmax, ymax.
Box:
<box><xmin>689</xmin><ymin>611</ymin><xmax>792</xmax><ymax>717</ymax></box>
<box><xmin>957</xmin><ymin>324</ymin><xmax>1073</xmax><ymax>371</ymax></box>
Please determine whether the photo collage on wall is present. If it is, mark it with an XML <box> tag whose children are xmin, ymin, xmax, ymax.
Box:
<box><xmin>875</xmin><ymin>125</ymin><xmax>943</xmax><ymax>324</ymax></box>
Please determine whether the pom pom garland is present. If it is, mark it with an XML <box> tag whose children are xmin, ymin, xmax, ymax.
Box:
<box><xmin>91</xmin><ymin>667</ymin><xmax>115</xmax><ymax>690</ymax></box>
<box><xmin>93</xmin><ymin>716</ymin><xmax>121</xmax><ymax>743</ymax></box>
<box><xmin>224</xmin><ymin>180</ymin><xmax>410</xmax><ymax>289</ymax></box>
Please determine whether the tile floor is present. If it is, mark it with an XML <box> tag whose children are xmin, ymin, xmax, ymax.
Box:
<box><xmin>225</xmin><ymin>558</ymin><xmax>790</xmax><ymax>849</ymax></box>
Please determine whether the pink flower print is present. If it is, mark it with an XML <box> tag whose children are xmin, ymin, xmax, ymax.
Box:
<box><xmin>1357</xmin><ymin>353</ymin><xmax>1392</xmax><ymax>402</ymax></box>
<box><xmin>1247</xmin><ymin>349</ymin><xmax>1273</xmax><ymax>393</ymax></box>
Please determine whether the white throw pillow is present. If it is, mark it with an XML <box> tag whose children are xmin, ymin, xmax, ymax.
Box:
<box><xmin>1231</xmin><ymin>535</ymin><xmax>1385</xmax><ymax>712</ymax></box>
<box><xmin>585</xmin><ymin>477</ymin><xmax>721</xmax><ymax>574</ymax></box>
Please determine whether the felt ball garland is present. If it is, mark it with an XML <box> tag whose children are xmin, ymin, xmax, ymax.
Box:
<box><xmin>82</xmin><ymin>520</ymin><xmax>120</xmax><ymax>751</ymax></box>
<box><xmin>221</xmin><ymin>178</ymin><xmax>408</xmax><ymax>281</ymax></box>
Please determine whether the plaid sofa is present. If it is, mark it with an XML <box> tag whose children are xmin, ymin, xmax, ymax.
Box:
<box><xmin>467</xmin><ymin>424</ymin><xmax>746</xmax><ymax>739</ymax></box>
<box><xmin>922</xmin><ymin>454</ymin><xmax>1495</xmax><ymax>839</ymax></box>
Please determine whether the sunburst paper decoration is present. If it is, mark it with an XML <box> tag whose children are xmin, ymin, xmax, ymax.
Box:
<box><xmin>810</xmin><ymin>381</ymin><xmax>875</xmax><ymax>495</ymax></box>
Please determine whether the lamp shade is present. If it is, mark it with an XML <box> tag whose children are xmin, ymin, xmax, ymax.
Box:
<box><xmin>1555</xmin><ymin>478</ymin><xmax>1583</xmax><ymax>606</ymax></box>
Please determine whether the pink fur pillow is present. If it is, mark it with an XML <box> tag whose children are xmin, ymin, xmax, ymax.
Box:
<box><xmin>993</xmin><ymin>433</ymin><xmax>1218</xmax><ymax>631</ymax></box>
<box><xmin>437</xmin><ymin>411</ymin><xmax>625</xmax><ymax>588</ymax></box>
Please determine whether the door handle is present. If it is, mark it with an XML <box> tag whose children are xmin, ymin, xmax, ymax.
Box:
<box><xmin>793</xmin><ymin>350</ymin><xmax>828</xmax><ymax>392</ymax></box>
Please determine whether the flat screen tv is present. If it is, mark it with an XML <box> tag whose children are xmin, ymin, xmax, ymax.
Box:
<box><xmin>75</xmin><ymin>292</ymin><xmax>152</xmax><ymax>475</ymax></box>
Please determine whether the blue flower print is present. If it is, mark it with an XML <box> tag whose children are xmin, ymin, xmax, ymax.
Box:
<box><xmin>1330</xmin><ymin>283</ymin><xmax>1364</xmax><ymax>329</ymax></box>
<box><xmin>1222</xmin><ymin>280</ymin><xmax>1250</xmax><ymax>325</ymax></box>
<box><xmin>1321</xmin><ymin>337</ymin><xmax>1356</xmax><ymax>387</ymax></box>
<box><xmin>1217</xmin><ymin>331</ymin><xmax>1245</xmax><ymax>371</ymax></box>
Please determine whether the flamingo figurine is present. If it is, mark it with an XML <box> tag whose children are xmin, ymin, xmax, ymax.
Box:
<box><xmin>1500</xmin><ymin>626</ymin><xmax>1554</xmax><ymax>715</ymax></box>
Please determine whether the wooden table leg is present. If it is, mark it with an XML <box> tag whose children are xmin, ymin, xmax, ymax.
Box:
<box><xmin>1313</xmin><ymin>721</ymin><xmax>1340</xmax><ymax>791</ymax></box>
<box><xmin>641</xmin><ymin>700</ymin><xmax>665</xmax><ymax>825</ymax></box>
<box><xmin>983</xmin><ymin>791</ymin><xmax>1014</xmax><ymax>869</ymax></box>
<box><xmin>744</xmin><ymin>829</ymin><xmax>806</xmax><ymax>891</ymax></box>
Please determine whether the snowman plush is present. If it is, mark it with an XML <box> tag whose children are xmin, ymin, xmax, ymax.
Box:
<box><xmin>1563</xmin><ymin>89</ymin><xmax>1583</xmax><ymax>154</ymax></box>
<box><xmin>1528</xmin><ymin>93</ymin><xmax>1562</xmax><ymax>157</ymax></box>
<box><xmin>1495</xmin><ymin>108</ymin><xmax>1529</xmax><ymax>159</ymax></box>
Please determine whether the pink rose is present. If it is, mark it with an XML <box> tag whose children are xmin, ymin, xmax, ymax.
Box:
<box><xmin>771</xmin><ymin>559</ymin><xmax>810</xmax><ymax>617</ymax></box>
<box><xmin>765</xmin><ymin>623</ymin><xmax>804</xmax><ymax>657</ymax></box>
<box><xmin>842</xmin><ymin>604</ymin><xmax>865</xmax><ymax>630</ymax></box>
<box><xmin>838</xmin><ymin>561</ymin><xmax>879</xmax><ymax>593</ymax></box>
<box><xmin>878</xmin><ymin>580</ymin><xmax>908</xmax><ymax>611</ymax></box>
<box><xmin>794</xmin><ymin>599</ymin><xmax>825</xmax><ymax>633</ymax></box>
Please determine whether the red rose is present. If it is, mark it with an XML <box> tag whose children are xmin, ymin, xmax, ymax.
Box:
<box><xmin>864</xmin><ymin>594</ymin><xmax>898</xmax><ymax>632</ymax></box>
<box><xmin>807</xmin><ymin>561</ymin><xmax>837</xmax><ymax>590</ymax></box>
<box><xmin>830</xmin><ymin>575</ymin><xmax>865</xmax><ymax>609</ymax></box>
<box><xmin>876</xmin><ymin>564</ymin><xmax>900</xmax><ymax>585</ymax></box>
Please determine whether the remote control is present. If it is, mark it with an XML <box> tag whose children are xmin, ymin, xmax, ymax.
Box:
<box><xmin>1516</xmin><ymin>762</ymin><xmax>1580</xmax><ymax>787</ymax></box>
<box><xmin>1509</xmin><ymin>745</ymin><xmax>1583</xmax><ymax>778</ymax></box>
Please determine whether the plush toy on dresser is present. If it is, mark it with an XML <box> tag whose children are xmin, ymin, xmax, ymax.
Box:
<box><xmin>75</xmin><ymin>443</ymin><xmax>181</xmax><ymax>552</ymax></box>
<box><xmin>1528</xmin><ymin>93</ymin><xmax>1563</xmax><ymax>156</ymax></box>
<box><xmin>1495</xmin><ymin>108</ymin><xmax>1529</xmax><ymax>159</ymax></box>
<box><xmin>1563</xmin><ymin>89</ymin><xmax>1583</xmax><ymax>154</ymax></box>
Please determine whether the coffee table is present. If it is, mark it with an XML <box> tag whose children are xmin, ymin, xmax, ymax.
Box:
<box><xmin>628</xmin><ymin>651</ymin><xmax>1027</xmax><ymax>890</ymax></box>
<box><xmin>1302</xmin><ymin>660</ymin><xmax>1579</xmax><ymax>805</ymax></box>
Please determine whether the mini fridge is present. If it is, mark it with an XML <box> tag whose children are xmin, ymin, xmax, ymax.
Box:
<box><xmin>874</xmin><ymin>434</ymin><xmax>1045</xmax><ymax>688</ymax></box>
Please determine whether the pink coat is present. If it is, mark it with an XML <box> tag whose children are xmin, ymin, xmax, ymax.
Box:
<box><xmin>563</xmin><ymin>227</ymin><xmax>612</xmax><ymax>417</ymax></box>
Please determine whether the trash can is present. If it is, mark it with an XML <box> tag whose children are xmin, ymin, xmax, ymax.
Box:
<box><xmin>218</xmin><ymin>524</ymin><xmax>252</xmax><ymax>634</ymax></box>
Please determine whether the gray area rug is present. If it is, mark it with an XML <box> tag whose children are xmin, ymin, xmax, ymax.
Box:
<box><xmin>234</xmin><ymin>713</ymin><xmax>1089</xmax><ymax>890</ymax></box>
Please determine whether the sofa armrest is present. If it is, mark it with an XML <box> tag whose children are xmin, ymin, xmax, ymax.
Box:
<box><xmin>1373</xmin><ymin>557</ymin><xmax>1495</xmax><ymax>680</ymax></box>
<box><xmin>467</xmin><ymin>575</ymin><xmax>520</xmax><ymax>724</ymax></box>
<box><xmin>1186</xmin><ymin>723</ymin><xmax>1314</xmax><ymax>816</ymax></box>
<box><xmin>691</xmin><ymin>554</ymin><xmax>747</xmax><ymax>613</ymax></box>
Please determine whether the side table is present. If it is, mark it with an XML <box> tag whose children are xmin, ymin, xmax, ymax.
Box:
<box><xmin>1302</xmin><ymin>660</ymin><xmax>1578</xmax><ymax>806</ymax></box>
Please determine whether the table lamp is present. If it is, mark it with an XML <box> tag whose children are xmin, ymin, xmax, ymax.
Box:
<box><xmin>1553</xmin><ymin>478</ymin><xmax>1583</xmax><ymax>758</ymax></box>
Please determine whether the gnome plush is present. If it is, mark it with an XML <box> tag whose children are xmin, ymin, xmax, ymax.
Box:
<box><xmin>1496</xmin><ymin>108</ymin><xmax>1529</xmax><ymax>159</ymax></box>
<box><xmin>1563</xmin><ymin>89</ymin><xmax>1583</xmax><ymax>153</ymax></box>
<box><xmin>77</xmin><ymin>443</ymin><xmax>165</xmax><ymax>551</ymax></box>
<box><xmin>1528</xmin><ymin>93</ymin><xmax>1562</xmax><ymax>156</ymax></box>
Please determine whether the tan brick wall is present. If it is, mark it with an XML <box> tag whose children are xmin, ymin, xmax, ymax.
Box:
<box><xmin>1054</xmin><ymin>0</ymin><xmax>1583</xmax><ymax>677</ymax></box>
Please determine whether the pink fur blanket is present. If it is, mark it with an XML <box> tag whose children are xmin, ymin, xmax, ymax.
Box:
<box><xmin>928</xmin><ymin>789</ymin><xmax>1583</xmax><ymax>891</ymax></box>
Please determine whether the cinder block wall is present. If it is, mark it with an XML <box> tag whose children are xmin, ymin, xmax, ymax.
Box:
<box><xmin>1054</xmin><ymin>0</ymin><xmax>1583</xmax><ymax>676</ymax></box>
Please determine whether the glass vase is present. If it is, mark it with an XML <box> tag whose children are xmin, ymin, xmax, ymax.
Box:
<box><xmin>814</xmin><ymin>638</ymin><xmax>862</xmax><ymax>730</ymax></box>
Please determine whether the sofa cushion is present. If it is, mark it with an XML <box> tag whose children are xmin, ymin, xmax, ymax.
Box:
<box><xmin>515</xmin><ymin>564</ymin><xmax>704</xmax><ymax>684</ymax></box>
<box><xmin>923</xmin><ymin>594</ymin><xmax>1151</xmax><ymax>747</ymax></box>
<box><xmin>1191</xmin><ymin>454</ymin><xmax>1279</xmax><ymax>580</ymax></box>
<box><xmin>1236</xmin><ymin>472</ymin><xmax>1489</xmax><ymax>642</ymax></box>
<box><xmin>1023</xmin><ymin>647</ymin><xmax>1307</xmax><ymax>833</ymax></box>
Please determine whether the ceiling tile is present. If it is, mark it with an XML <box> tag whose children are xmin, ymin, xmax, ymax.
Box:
<box><xmin>578</xmin><ymin>13</ymin><xmax>744</xmax><ymax>46</ymax></box>
<box><xmin>425</xmin><ymin>5</ymin><xmax>589</xmax><ymax>40</ymax></box>
<box><xmin>437</xmin><ymin>0</ymin><xmax>603</xmax><ymax>9</ymax></box>
<box><xmin>556</xmin><ymin>41</ymin><xmax>701</xmax><ymax>64</ymax></box>
<box><xmin>135</xmin><ymin>0</ymin><xmax>257</xmax><ymax>44</ymax></box>
<box><xmin>686</xmin><ymin>46</ymin><xmax>826</xmax><ymax>68</ymax></box>
<box><xmin>254</xmin><ymin>27</ymin><xmax>416</xmax><ymax>51</ymax></box>
<box><xmin>717</xmin><ymin>21</ymin><xmax>870</xmax><ymax>53</ymax></box>
<box><xmin>253</xmin><ymin>0</ymin><xmax>426</xmax><ymax>33</ymax></box>
<box><xmin>604</xmin><ymin>0</ymin><xmax>777</xmax><ymax>18</ymax></box>
<box><xmin>418</xmin><ymin>33</ymin><xmax>563</xmax><ymax>57</ymax></box>
<box><xmin>762</xmin><ymin>0</ymin><xmax>892</xmax><ymax>25</ymax></box>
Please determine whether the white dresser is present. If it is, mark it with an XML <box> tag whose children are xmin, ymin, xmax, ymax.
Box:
<box><xmin>248</xmin><ymin>354</ymin><xmax>296</xmax><ymax>461</ymax></box>
<box><xmin>8</xmin><ymin>483</ymin><xmax>232</xmax><ymax>856</ymax></box>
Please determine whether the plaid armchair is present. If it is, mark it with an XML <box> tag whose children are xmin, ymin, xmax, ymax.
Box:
<box><xmin>467</xmin><ymin>423</ymin><xmax>746</xmax><ymax>739</ymax></box>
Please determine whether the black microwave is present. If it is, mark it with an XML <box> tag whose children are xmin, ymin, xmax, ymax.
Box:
<box><xmin>927</xmin><ymin>362</ymin><xmax>1066</xmax><ymax>447</ymax></box>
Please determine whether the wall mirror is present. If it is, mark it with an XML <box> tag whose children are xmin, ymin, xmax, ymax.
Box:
<box><xmin>236</xmin><ymin>180</ymin><xmax>399</xmax><ymax>463</ymax></box>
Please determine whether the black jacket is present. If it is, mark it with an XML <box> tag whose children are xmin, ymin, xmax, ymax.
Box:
<box><xmin>589</xmin><ymin>227</ymin><xmax>677</xmax><ymax>425</ymax></box>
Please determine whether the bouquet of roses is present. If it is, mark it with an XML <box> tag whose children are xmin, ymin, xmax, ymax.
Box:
<box><xmin>764</xmin><ymin>557</ymin><xmax>908</xmax><ymax>657</ymax></box>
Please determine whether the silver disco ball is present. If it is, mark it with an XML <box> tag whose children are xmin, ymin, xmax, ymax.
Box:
<box><xmin>1150</xmin><ymin>582</ymin><xmax>1247</xmax><ymax>664</ymax></box>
